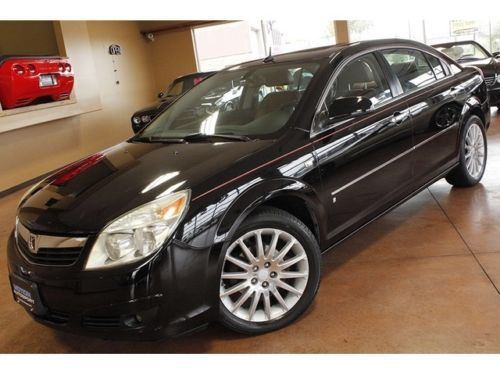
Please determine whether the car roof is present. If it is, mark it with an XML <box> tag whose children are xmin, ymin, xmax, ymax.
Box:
<box><xmin>431</xmin><ymin>40</ymin><xmax>484</xmax><ymax>48</ymax></box>
<box><xmin>221</xmin><ymin>38</ymin><xmax>441</xmax><ymax>70</ymax></box>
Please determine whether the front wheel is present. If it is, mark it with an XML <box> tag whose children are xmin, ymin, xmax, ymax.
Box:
<box><xmin>446</xmin><ymin>115</ymin><xmax>487</xmax><ymax>187</ymax></box>
<box><xmin>218</xmin><ymin>207</ymin><xmax>321</xmax><ymax>335</ymax></box>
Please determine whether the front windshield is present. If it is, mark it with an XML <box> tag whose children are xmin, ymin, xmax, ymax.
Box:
<box><xmin>436</xmin><ymin>43</ymin><xmax>490</xmax><ymax>62</ymax></box>
<box><xmin>138</xmin><ymin>62</ymin><xmax>320</xmax><ymax>140</ymax></box>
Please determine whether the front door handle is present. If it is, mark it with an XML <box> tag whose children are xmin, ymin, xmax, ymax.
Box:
<box><xmin>391</xmin><ymin>111</ymin><xmax>409</xmax><ymax>125</ymax></box>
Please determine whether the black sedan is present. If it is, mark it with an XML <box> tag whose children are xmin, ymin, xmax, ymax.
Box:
<box><xmin>8</xmin><ymin>39</ymin><xmax>489</xmax><ymax>339</ymax></box>
<box><xmin>433</xmin><ymin>40</ymin><xmax>500</xmax><ymax>107</ymax></box>
<box><xmin>131</xmin><ymin>71</ymin><xmax>214</xmax><ymax>133</ymax></box>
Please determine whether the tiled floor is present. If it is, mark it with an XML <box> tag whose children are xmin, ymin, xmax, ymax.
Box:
<box><xmin>1</xmin><ymin>110</ymin><xmax>500</xmax><ymax>353</ymax></box>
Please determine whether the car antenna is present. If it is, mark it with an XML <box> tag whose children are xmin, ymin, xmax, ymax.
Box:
<box><xmin>263</xmin><ymin>47</ymin><xmax>274</xmax><ymax>63</ymax></box>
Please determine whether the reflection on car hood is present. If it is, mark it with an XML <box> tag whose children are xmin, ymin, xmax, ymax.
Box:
<box><xmin>18</xmin><ymin>140</ymin><xmax>274</xmax><ymax>234</ymax></box>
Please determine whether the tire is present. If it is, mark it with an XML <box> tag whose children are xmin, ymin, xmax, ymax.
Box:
<box><xmin>218</xmin><ymin>207</ymin><xmax>321</xmax><ymax>335</ymax></box>
<box><xmin>446</xmin><ymin>115</ymin><xmax>487</xmax><ymax>187</ymax></box>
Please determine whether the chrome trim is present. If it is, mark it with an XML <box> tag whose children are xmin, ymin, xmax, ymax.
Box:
<box><xmin>16</xmin><ymin>221</ymin><xmax>87</xmax><ymax>251</ymax></box>
<box><xmin>330</xmin><ymin>124</ymin><xmax>458</xmax><ymax>197</ymax></box>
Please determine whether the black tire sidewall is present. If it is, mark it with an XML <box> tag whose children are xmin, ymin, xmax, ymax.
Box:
<box><xmin>218</xmin><ymin>208</ymin><xmax>321</xmax><ymax>335</ymax></box>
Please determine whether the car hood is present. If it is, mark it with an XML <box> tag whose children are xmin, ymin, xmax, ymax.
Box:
<box><xmin>18</xmin><ymin>139</ymin><xmax>274</xmax><ymax>235</ymax></box>
<box><xmin>461</xmin><ymin>58</ymin><xmax>499</xmax><ymax>74</ymax></box>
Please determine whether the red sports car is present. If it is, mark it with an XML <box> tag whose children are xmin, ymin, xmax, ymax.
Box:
<box><xmin>0</xmin><ymin>55</ymin><xmax>74</xmax><ymax>109</ymax></box>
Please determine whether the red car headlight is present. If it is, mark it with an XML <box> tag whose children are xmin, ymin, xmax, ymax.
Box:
<box><xmin>13</xmin><ymin>64</ymin><xmax>25</xmax><ymax>75</ymax></box>
<box><xmin>65</xmin><ymin>63</ymin><xmax>72</xmax><ymax>73</ymax></box>
<box><xmin>58</xmin><ymin>63</ymin><xmax>65</xmax><ymax>72</ymax></box>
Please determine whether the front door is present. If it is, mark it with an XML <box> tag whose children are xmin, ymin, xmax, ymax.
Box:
<box><xmin>311</xmin><ymin>53</ymin><xmax>414</xmax><ymax>245</ymax></box>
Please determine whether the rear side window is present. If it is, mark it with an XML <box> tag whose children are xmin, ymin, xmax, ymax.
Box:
<box><xmin>381</xmin><ymin>49</ymin><xmax>437</xmax><ymax>93</ymax></box>
<box><xmin>426</xmin><ymin>54</ymin><xmax>447</xmax><ymax>79</ymax></box>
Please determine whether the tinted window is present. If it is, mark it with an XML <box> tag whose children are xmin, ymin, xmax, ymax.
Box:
<box><xmin>426</xmin><ymin>54</ymin><xmax>446</xmax><ymax>79</ymax></box>
<box><xmin>324</xmin><ymin>53</ymin><xmax>392</xmax><ymax>112</ymax></box>
<box><xmin>382</xmin><ymin>49</ymin><xmax>437</xmax><ymax>93</ymax></box>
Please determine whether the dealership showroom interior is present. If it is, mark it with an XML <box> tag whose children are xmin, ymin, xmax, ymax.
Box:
<box><xmin>4</xmin><ymin>12</ymin><xmax>500</xmax><ymax>360</ymax></box>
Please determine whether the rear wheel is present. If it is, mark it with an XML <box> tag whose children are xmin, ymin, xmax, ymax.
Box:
<box><xmin>446</xmin><ymin>115</ymin><xmax>487</xmax><ymax>187</ymax></box>
<box><xmin>218</xmin><ymin>207</ymin><xmax>321</xmax><ymax>335</ymax></box>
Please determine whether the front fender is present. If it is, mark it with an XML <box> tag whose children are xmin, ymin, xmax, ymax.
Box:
<box><xmin>214</xmin><ymin>178</ymin><xmax>324</xmax><ymax>248</ymax></box>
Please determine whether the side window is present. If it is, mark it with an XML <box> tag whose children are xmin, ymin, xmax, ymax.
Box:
<box><xmin>381</xmin><ymin>49</ymin><xmax>437</xmax><ymax>93</ymax></box>
<box><xmin>324</xmin><ymin>53</ymin><xmax>393</xmax><ymax>112</ymax></box>
<box><xmin>426</xmin><ymin>54</ymin><xmax>447</xmax><ymax>79</ymax></box>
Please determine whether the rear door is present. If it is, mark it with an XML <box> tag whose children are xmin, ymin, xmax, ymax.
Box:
<box><xmin>311</xmin><ymin>53</ymin><xmax>413</xmax><ymax>245</ymax></box>
<box><xmin>379</xmin><ymin>48</ymin><xmax>465</xmax><ymax>185</ymax></box>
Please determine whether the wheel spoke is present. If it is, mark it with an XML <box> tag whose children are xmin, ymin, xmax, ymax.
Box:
<box><xmin>222</xmin><ymin>271</ymin><xmax>250</xmax><ymax>280</ymax></box>
<box><xmin>255</xmin><ymin>231</ymin><xmax>265</xmax><ymax>259</ymax></box>
<box><xmin>238</xmin><ymin>239</ymin><xmax>256</xmax><ymax>264</ymax></box>
<box><xmin>271</xmin><ymin>287</ymin><xmax>289</xmax><ymax>312</ymax></box>
<box><xmin>267</xmin><ymin>230</ymin><xmax>280</xmax><ymax>259</ymax></box>
<box><xmin>274</xmin><ymin>238</ymin><xmax>295</xmax><ymax>262</ymax></box>
<box><xmin>276</xmin><ymin>280</ymin><xmax>302</xmax><ymax>296</ymax></box>
<box><xmin>220</xmin><ymin>280</ymin><xmax>249</xmax><ymax>297</ymax></box>
<box><xmin>280</xmin><ymin>271</ymin><xmax>309</xmax><ymax>279</ymax></box>
<box><xmin>232</xmin><ymin>287</ymin><xmax>253</xmax><ymax>312</ymax></box>
<box><xmin>279</xmin><ymin>253</ymin><xmax>306</xmax><ymax>270</ymax></box>
<box><xmin>248</xmin><ymin>290</ymin><xmax>261</xmax><ymax>321</ymax></box>
<box><xmin>263</xmin><ymin>290</ymin><xmax>272</xmax><ymax>320</ymax></box>
<box><xmin>226</xmin><ymin>255</ymin><xmax>252</xmax><ymax>271</ymax></box>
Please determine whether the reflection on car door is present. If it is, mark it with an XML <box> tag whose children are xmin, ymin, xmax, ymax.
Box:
<box><xmin>311</xmin><ymin>53</ymin><xmax>413</xmax><ymax>245</ymax></box>
<box><xmin>380</xmin><ymin>49</ymin><xmax>467</xmax><ymax>185</ymax></box>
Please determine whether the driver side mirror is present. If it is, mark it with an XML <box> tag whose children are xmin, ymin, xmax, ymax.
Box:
<box><xmin>328</xmin><ymin>96</ymin><xmax>373</xmax><ymax>119</ymax></box>
<box><xmin>493</xmin><ymin>52</ymin><xmax>500</xmax><ymax>58</ymax></box>
<box><xmin>158</xmin><ymin>92</ymin><xmax>164</xmax><ymax>99</ymax></box>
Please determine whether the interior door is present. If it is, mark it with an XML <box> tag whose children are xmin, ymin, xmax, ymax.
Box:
<box><xmin>311</xmin><ymin>53</ymin><xmax>414</xmax><ymax>245</ymax></box>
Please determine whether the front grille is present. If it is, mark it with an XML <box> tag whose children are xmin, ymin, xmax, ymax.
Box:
<box><xmin>17</xmin><ymin>235</ymin><xmax>83</xmax><ymax>266</ymax></box>
<box><xmin>484</xmin><ymin>75</ymin><xmax>497</xmax><ymax>87</ymax></box>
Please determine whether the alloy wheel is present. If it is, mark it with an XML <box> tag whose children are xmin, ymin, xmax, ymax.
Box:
<box><xmin>464</xmin><ymin>122</ymin><xmax>485</xmax><ymax>179</ymax></box>
<box><xmin>220</xmin><ymin>228</ymin><xmax>310</xmax><ymax>323</ymax></box>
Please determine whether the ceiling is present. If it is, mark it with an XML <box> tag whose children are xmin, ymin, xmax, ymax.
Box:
<box><xmin>136</xmin><ymin>21</ymin><xmax>227</xmax><ymax>34</ymax></box>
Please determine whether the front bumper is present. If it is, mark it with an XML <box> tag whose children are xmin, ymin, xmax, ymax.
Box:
<box><xmin>6</xmin><ymin>232</ymin><xmax>221</xmax><ymax>340</ymax></box>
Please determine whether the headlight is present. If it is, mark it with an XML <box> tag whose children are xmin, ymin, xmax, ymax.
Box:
<box><xmin>132</xmin><ymin>116</ymin><xmax>142</xmax><ymax>125</ymax></box>
<box><xmin>85</xmin><ymin>190</ymin><xmax>190</xmax><ymax>270</ymax></box>
<box><xmin>497</xmin><ymin>73</ymin><xmax>500</xmax><ymax>84</ymax></box>
<box><xmin>141</xmin><ymin>115</ymin><xmax>151</xmax><ymax>123</ymax></box>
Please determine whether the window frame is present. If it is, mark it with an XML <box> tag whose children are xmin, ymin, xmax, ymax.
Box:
<box><xmin>310</xmin><ymin>46</ymin><xmax>456</xmax><ymax>138</ymax></box>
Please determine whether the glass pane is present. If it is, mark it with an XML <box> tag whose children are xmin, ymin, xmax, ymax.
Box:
<box><xmin>325</xmin><ymin>53</ymin><xmax>392</xmax><ymax>111</ymax></box>
<box><xmin>140</xmin><ymin>62</ymin><xmax>320</xmax><ymax>139</ymax></box>
<box><xmin>193</xmin><ymin>21</ymin><xmax>336</xmax><ymax>71</ymax></box>
<box><xmin>382</xmin><ymin>49</ymin><xmax>437</xmax><ymax>93</ymax></box>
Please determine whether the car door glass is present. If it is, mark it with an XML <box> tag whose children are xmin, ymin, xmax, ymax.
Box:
<box><xmin>382</xmin><ymin>49</ymin><xmax>437</xmax><ymax>93</ymax></box>
<box><xmin>426</xmin><ymin>54</ymin><xmax>447</xmax><ymax>79</ymax></box>
<box><xmin>314</xmin><ymin>53</ymin><xmax>392</xmax><ymax>133</ymax></box>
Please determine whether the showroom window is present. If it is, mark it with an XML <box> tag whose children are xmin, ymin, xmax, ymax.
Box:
<box><xmin>348</xmin><ymin>20</ymin><xmax>500</xmax><ymax>54</ymax></box>
<box><xmin>0</xmin><ymin>21</ymin><xmax>75</xmax><ymax>118</ymax></box>
<box><xmin>193</xmin><ymin>21</ymin><xmax>336</xmax><ymax>71</ymax></box>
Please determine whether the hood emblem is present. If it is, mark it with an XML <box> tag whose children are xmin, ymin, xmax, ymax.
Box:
<box><xmin>28</xmin><ymin>234</ymin><xmax>39</xmax><ymax>253</ymax></box>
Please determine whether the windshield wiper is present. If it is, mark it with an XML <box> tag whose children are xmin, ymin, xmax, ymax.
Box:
<box><xmin>183</xmin><ymin>133</ymin><xmax>251</xmax><ymax>142</ymax></box>
<box><xmin>131</xmin><ymin>135</ymin><xmax>185</xmax><ymax>143</ymax></box>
